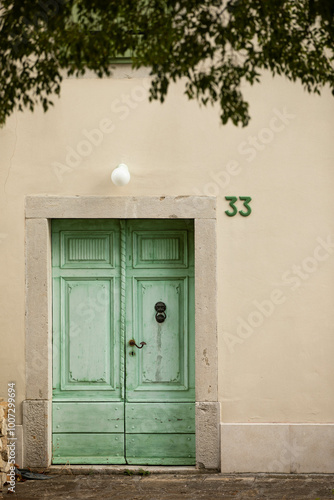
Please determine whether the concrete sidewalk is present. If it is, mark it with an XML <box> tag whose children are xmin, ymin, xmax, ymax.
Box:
<box><xmin>3</xmin><ymin>470</ymin><xmax>334</xmax><ymax>499</ymax></box>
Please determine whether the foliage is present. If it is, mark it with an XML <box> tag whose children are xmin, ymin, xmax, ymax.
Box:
<box><xmin>124</xmin><ymin>468</ymin><xmax>150</xmax><ymax>475</ymax></box>
<box><xmin>0</xmin><ymin>0</ymin><xmax>333</xmax><ymax>127</ymax></box>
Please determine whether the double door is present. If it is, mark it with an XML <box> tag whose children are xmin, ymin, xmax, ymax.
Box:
<box><xmin>52</xmin><ymin>219</ymin><xmax>195</xmax><ymax>465</ymax></box>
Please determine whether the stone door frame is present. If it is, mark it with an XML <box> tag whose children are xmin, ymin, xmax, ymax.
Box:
<box><xmin>23</xmin><ymin>195</ymin><xmax>220</xmax><ymax>469</ymax></box>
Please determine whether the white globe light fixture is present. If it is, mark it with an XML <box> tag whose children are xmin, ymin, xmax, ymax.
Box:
<box><xmin>111</xmin><ymin>164</ymin><xmax>130</xmax><ymax>186</ymax></box>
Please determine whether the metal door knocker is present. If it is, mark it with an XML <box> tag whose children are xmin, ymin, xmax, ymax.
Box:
<box><xmin>155</xmin><ymin>302</ymin><xmax>166</xmax><ymax>323</ymax></box>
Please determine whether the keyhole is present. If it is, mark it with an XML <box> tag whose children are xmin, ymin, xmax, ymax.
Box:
<box><xmin>129</xmin><ymin>351</ymin><xmax>136</xmax><ymax>357</ymax></box>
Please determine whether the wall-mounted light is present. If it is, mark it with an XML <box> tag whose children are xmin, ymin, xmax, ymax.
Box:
<box><xmin>111</xmin><ymin>163</ymin><xmax>130</xmax><ymax>186</ymax></box>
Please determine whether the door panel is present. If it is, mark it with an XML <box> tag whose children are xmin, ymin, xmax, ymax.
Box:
<box><xmin>60</xmin><ymin>231</ymin><xmax>115</xmax><ymax>268</ymax></box>
<box><xmin>132</xmin><ymin>230</ymin><xmax>188</xmax><ymax>268</ymax></box>
<box><xmin>52</xmin><ymin>219</ymin><xmax>194</xmax><ymax>465</ymax></box>
<box><xmin>61</xmin><ymin>278</ymin><xmax>115</xmax><ymax>390</ymax></box>
<box><xmin>126</xmin><ymin>434</ymin><xmax>196</xmax><ymax>465</ymax></box>
<box><xmin>126</xmin><ymin>277</ymin><xmax>190</xmax><ymax>397</ymax></box>
<box><xmin>125</xmin><ymin>403</ymin><xmax>195</xmax><ymax>433</ymax></box>
<box><xmin>53</xmin><ymin>220</ymin><xmax>122</xmax><ymax>402</ymax></box>
<box><xmin>53</xmin><ymin>402</ymin><xmax>124</xmax><ymax>433</ymax></box>
<box><xmin>53</xmin><ymin>434</ymin><xmax>125</xmax><ymax>465</ymax></box>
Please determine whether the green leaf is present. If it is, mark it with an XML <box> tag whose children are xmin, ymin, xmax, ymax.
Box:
<box><xmin>0</xmin><ymin>0</ymin><xmax>333</xmax><ymax>127</ymax></box>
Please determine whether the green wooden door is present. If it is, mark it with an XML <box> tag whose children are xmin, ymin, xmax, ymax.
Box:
<box><xmin>52</xmin><ymin>219</ymin><xmax>195</xmax><ymax>465</ymax></box>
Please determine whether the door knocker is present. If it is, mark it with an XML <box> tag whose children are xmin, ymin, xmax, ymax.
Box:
<box><xmin>155</xmin><ymin>302</ymin><xmax>166</xmax><ymax>323</ymax></box>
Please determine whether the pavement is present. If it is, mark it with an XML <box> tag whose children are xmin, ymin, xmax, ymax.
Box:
<box><xmin>2</xmin><ymin>469</ymin><xmax>334</xmax><ymax>500</ymax></box>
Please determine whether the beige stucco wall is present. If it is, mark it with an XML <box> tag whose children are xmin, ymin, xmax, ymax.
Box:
<box><xmin>1</xmin><ymin>66</ymin><xmax>334</xmax><ymax>436</ymax></box>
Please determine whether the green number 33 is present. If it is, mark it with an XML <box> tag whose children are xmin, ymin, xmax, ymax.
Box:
<box><xmin>225</xmin><ymin>196</ymin><xmax>252</xmax><ymax>217</ymax></box>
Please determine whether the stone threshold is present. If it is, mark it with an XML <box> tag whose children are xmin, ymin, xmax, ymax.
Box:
<box><xmin>30</xmin><ymin>465</ymin><xmax>219</xmax><ymax>475</ymax></box>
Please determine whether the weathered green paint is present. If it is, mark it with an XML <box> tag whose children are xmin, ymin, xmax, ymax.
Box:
<box><xmin>52</xmin><ymin>219</ymin><xmax>122</xmax><ymax>403</ymax></box>
<box><xmin>53</xmin><ymin>403</ymin><xmax>124</xmax><ymax>433</ymax></box>
<box><xmin>52</xmin><ymin>434</ymin><xmax>125</xmax><ymax>464</ymax></box>
<box><xmin>126</xmin><ymin>434</ymin><xmax>196</xmax><ymax>465</ymax></box>
<box><xmin>52</xmin><ymin>219</ymin><xmax>194</xmax><ymax>465</ymax></box>
<box><xmin>125</xmin><ymin>403</ymin><xmax>195</xmax><ymax>433</ymax></box>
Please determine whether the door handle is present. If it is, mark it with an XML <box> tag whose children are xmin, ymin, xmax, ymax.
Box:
<box><xmin>129</xmin><ymin>339</ymin><xmax>146</xmax><ymax>349</ymax></box>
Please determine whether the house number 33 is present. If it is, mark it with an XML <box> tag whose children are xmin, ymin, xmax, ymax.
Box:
<box><xmin>225</xmin><ymin>196</ymin><xmax>252</xmax><ymax>217</ymax></box>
